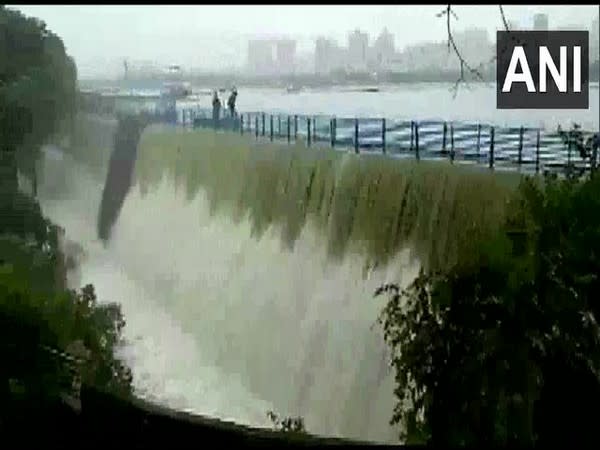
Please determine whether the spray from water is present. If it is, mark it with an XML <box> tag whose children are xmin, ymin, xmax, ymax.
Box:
<box><xmin>36</xmin><ymin>117</ymin><xmax>522</xmax><ymax>443</ymax></box>
<box><xmin>38</xmin><ymin>145</ymin><xmax>414</xmax><ymax>442</ymax></box>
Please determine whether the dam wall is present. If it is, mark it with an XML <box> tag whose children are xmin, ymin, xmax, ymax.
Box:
<box><xmin>34</xmin><ymin>114</ymin><xmax>524</xmax><ymax>443</ymax></box>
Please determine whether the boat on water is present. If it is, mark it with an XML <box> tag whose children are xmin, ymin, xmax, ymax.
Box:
<box><xmin>338</xmin><ymin>86</ymin><xmax>380</xmax><ymax>93</ymax></box>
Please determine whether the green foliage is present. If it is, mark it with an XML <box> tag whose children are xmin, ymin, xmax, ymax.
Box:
<box><xmin>0</xmin><ymin>6</ymin><xmax>77</xmax><ymax>181</ymax></box>
<box><xmin>0</xmin><ymin>189</ymin><xmax>59</xmax><ymax>249</ymax></box>
<box><xmin>0</xmin><ymin>236</ymin><xmax>132</xmax><ymax>423</ymax></box>
<box><xmin>375</xmin><ymin>164</ymin><xmax>600</xmax><ymax>445</ymax></box>
<box><xmin>0</xmin><ymin>6</ymin><xmax>132</xmax><ymax>428</ymax></box>
<box><xmin>557</xmin><ymin>124</ymin><xmax>599</xmax><ymax>178</ymax></box>
<box><xmin>266</xmin><ymin>410</ymin><xmax>307</xmax><ymax>434</ymax></box>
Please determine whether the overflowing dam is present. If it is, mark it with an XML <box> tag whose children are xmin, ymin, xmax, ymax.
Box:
<box><xmin>35</xmin><ymin>113</ymin><xmax>521</xmax><ymax>443</ymax></box>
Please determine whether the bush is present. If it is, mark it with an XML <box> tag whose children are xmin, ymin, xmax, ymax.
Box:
<box><xmin>0</xmin><ymin>237</ymin><xmax>132</xmax><ymax>427</ymax></box>
<box><xmin>375</xmin><ymin>168</ymin><xmax>600</xmax><ymax>446</ymax></box>
<box><xmin>267</xmin><ymin>410</ymin><xmax>307</xmax><ymax>434</ymax></box>
<box><xmin>0</xmin><ymin>6</ymin><xmax>131</xmax><ymax>431</ymax></box>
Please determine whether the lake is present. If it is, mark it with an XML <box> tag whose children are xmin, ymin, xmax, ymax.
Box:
<box><xmin>181</xmin><ymin>82</ymin><xmax>600</xmax><ymax>131</ymax></box>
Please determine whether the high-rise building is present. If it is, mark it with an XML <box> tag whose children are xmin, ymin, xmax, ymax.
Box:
<box><xmin>591</xmin><ymin>15</ymin><xmax>599</xmax><ymax>63</ymax></box>
<box><xmin>295</xmin><ymin>51</ymin><xmax>315</xmax><ymax>75</ymax></box>
<box><xmin>275</xmin><ymin>39</ymin><xmax>297</xmax><ymax>75</ymax></box>
<box><xmin>247</xmin><ymin>40</ymin><xmax>275</xmax><ymax>76</ymax></box>
<box><xmin>507</xmin><ymin>20</ymin><xmax>520</xmax><ymax>31</ymax></box>
<box><xmin>372</xmin><ymin>27</ymin><xmax>395</xmax><ymax>70</ymax></box>
<box><xmin>454</xmin><ymin>28</ymin><xmax>492</xmax><ymax>69</ymax></box>
<box><xmin>396</xmin><ymin>41</ymin><xmax>456</xmax><ymax>72</ymax></box>
<box><xmin>315</xmin><ymin>37</ymin><xmax>331</xmax><ymax>74</ymax></box>
<box><xmin>315</xmin><ymin>37</ymin><xmax>343</xmax><ymax>74</ymax></box>
<box><xmin>347</xmin><ymin>29</ymin><xmax>369</xmax><ymax>72</ymax></box>
<box><xmin>533</xmin><ymin>13</ymin><xmax>549</xmax><ymax>31</ymax></box>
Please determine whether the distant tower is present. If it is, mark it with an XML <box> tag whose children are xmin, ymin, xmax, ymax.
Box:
<box><xmin>592</xmin><ymin>15</ymin><xmax>599</xmax><ymax>63</ymax></box>
<box><xmin>123</xmin><ymin>59</ymin><xmax>129</xmax><ymax>80</ymax></box>
<box><xmin>533</xmin><ymin>13</ymin><xmax>549</xmax><ymax>31</ymax></box>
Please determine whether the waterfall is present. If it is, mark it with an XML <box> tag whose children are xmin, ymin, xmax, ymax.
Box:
<box><xmin>35</xmin><ymin>115</ymin><xmax>518</xmax><ymax>443</ymax></box>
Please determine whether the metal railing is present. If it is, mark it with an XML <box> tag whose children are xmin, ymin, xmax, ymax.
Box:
<box><xmin>77</xmin><ymin>99</ymin><xmax>599</xmax><ymax>175</ymax></box>
<box><xmin>181</xmin><ymin>107</ymin><xmax>598</xmax><ymax>175</ymax></box>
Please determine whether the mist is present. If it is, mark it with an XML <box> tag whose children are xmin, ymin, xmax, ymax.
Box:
<box><xmin>10</xmin><ymin>5</ymin><xmax>600</xmax><ymax>79</ymax></box>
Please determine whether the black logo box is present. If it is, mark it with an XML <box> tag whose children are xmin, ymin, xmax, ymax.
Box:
<box><xmin>497</xmin><ymin>30</ymin><xmax>589</xmax><ymax>110</ymax></box>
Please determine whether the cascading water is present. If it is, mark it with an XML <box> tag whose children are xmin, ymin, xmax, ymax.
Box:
<box><xmin>37</xmin><ymin>140</ymin><xmax>409</xmax><ymax>443</ymax></box>
<box><xmin>107</xmin><ymin>175</ymin><xmax>417</xmax><ymax>442</ymax></box>
<box><xmin>35</xmin><ymin>115</ymin><xmax>517</xmax><ymax>443</ymax></box>
<box><xmin>37</xmin><ymin>146</ymin><xmax>281</xmax><ymax>431</ymax></box>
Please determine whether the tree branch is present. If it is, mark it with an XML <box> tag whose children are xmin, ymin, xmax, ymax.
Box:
<box><xmin>498</xmin><ymin>5</ymin><xmax>510</xmax><ymax>31</ymax></box>
<box><xmin>439</xmin><ymin>5</ymin><xmax>512</xmax><ymax>97</ymax></box>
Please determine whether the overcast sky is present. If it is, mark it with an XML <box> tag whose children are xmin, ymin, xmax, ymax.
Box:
<box><xmin>10</xmin><ymin>4</ymin><xmax>600</xmax><ymax>79</ymax></box>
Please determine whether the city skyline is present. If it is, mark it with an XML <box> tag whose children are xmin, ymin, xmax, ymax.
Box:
<box><xmin>247</xmin><ymin>13</ymin><xmax>600</xmax><ymax>78</ymax></box>
<box><xmin>10</xmin><ymin>5</ymin><xmax>600</xmax><ymax>79</ymax></box>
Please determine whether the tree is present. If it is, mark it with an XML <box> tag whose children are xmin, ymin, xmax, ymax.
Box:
<box><xmin>375</xmin><ymin>9</ymin><xmax>598</xmax><ymax>444</ymax></box>
<box><xmin>0</xmin><ymin>7</ymin><xmax>132</xmax><ymax>430</ymax></box>
<box><xmin>0</xmin><ymin>7</ymin><xmax>77</xmax><ymax>190</ymax></box>
<box><xmin>374</xmin><ymin>142</ymin><xmax>600</xmax><ymax>445</ymax></box>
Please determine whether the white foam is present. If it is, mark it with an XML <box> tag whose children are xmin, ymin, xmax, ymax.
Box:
<box><xmin>37</xmin><ymin>147</ymin><xmax>419</xmax><ymax>443</ymax></box>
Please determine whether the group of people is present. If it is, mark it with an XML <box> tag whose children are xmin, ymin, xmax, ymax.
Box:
<box><xmin>212</xmin><ymin>88</ymin><xmax>237</xmax><ymax>124</ymax></box>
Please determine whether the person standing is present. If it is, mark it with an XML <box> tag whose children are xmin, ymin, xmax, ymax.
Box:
<box><xmin>227</xmin><ymin>87</ymin><xmax>238</xmax><ymax>118</ymax></box>
<box><xmin>212</xmin><ymin>90</ymin><xmax>221</xmax><ymax>128</ymax></box>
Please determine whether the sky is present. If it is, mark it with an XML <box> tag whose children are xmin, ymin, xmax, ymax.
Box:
<box><xmin>9</xmin><ymin>4</ymin><xmax>600</xmax><ymax>79</ymax></box>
